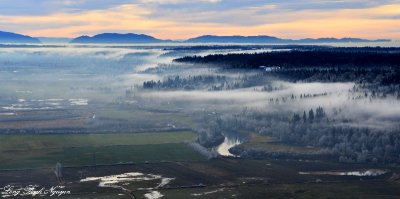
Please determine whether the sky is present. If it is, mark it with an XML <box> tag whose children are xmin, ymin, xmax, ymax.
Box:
<box><xmin>0</xmin><ymin>0</ymin><xmax>399</xmax><ymax>39</ymax></box>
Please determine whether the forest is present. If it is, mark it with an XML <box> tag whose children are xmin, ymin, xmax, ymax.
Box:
<box><xmin>175</xmin><ymin>48</ymin><xmax>400</xmax><ymax>69</ymax></box>
<box><xmin>166</xmin><ymin>47</ymin><xmax>400</xmax><ymax>164</ymax></box>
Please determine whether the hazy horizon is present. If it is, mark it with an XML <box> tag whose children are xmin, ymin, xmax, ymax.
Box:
<box><xmin>0</xmin><ymin>0</ymin><xmax>399</xmax><ymax>40</ymax></box>
<box><xmin>2</xmin><ymin>30</ymin><xmax>397</xmax><ymax>41</ymax></box>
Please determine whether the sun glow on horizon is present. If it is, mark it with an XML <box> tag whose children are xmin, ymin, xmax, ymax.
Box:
<box><xmin>0</xmin><ymin>1</ymin><xmax>399</xmax><ymax>39</ymax></box>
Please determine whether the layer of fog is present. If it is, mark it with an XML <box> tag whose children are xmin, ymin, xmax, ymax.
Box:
<box><xmin>0</xmin><ymin>45</ymin><xmax>247</xmax><ymax>103</ymax></box>
<box><xmin>1</xmin><ymin>45</ymin><xmax>399</xmax><ymax>131</ymax></box>
<box><xmin>137</xmin><ymin>81</ymin><xmax>400</xmax><ymax>130</ymax></box>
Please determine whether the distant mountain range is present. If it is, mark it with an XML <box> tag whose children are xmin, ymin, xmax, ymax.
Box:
<box><xmin>186</xmin><ymin>35</ymin><xmax>283</xmax><ymax>43</ymax></box>
<box><xmin>0</xmin><ymin>31</ymin><xmax>41</xmax><ymax>44</ymax></box>
<box><xmin>186</xmin><ymin>35</ymin><xmax>390</xmax><ymax>43</ymax></box>
<box><xmin>70</xmin><ymin>34</ymin><xmax>390</xmax><ymax>44</ymax></box>
<box><xmin>69</xmin><ymin>33</ymin><xmax>169</xmax><ymax>44</ymax></box>
<box><xmin>294</xmin><ymin>37</ymin><xmax>390</xmax><ymax>43</ymax></box>
<box><xmin>0</xmin><ymin>30</ymin><xmax>391</xmax><ymax>44</ymax></box>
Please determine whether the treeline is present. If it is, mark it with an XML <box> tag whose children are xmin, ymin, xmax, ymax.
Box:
<box><xmin>142</xmin><ymin>75</ymin><xmax>227</xmax><ymax>90</ymax></box>
<box><xmin>195</xmin><ymin>108</ymin><xmax>400</xmax><ymax>164</ymax></box>
<box><xmin>142</xmin><ymin>73</ymin><xmax>273</xmax><ymax>91</ymax></box>
<box><xmin>141</xmin><ymin>70</ymin><xmax>400</xmax><ymax>97</ymax></box>
<box><xmin>270</xmin><ymin>68</ymin><xmax>400</xmax><ymax>85</ymax></box>
<box><xmin>174</xmin><ymin>50</ymin><xmax>400</xmax><ymax>69</ymax></box>
<box><xmin>270</xmin><ymin>68</ymin><xmax>400</xmax><ymax>96</ymax></box>
<box><xmin>168</xmin><ymin>45</ymin><xmax>400</xmax><ymax>52</ymax></box>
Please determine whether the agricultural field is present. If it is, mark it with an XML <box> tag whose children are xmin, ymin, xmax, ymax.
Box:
<box><xmin>0</xmin><ymin>131</ymin><xmax>203</xmax><ymax>169</ymax></box>
<box><xmin>94</xmin><ymin>106</ymin><xmax>196</xmax><ymax>131</ymax></box>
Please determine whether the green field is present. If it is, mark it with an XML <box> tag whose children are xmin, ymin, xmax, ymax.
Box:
<box><xmin>0</xmin><ymin>131</ymin><xmax>197</xmax><ymax>150</ymax></box>
<box><xmin>95</xmin><ymin>107</ymin><xmax>196</xmax><ymax>129</ymax></box>
<box><xmin>0</xmin><ymin>131</ymin><xmax>205</xmax><ymax>169</ymax></box>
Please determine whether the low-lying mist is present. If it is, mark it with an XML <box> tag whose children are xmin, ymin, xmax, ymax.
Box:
<box><xmin>1</xmin><ymin>44</ymin><xmax>399</xmax><ymax>163</ymax></box>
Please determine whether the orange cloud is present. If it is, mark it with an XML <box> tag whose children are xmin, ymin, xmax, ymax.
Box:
<box><xmin>0</xmin><ymin>3</ymin><xmax>398</xmax><ymax>39</ymax></box>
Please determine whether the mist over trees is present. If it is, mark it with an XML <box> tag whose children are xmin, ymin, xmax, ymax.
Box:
<box><xmin>165</xmin><ymin>47</ymin><xmax>400</xmax><ymax>164</ymax></box>
<box><xmin>2</xmin><ymin>44</ymin><xmax>399</xmax><ymax>166</ymax></box>
<box><xmin>197</xmin><ymin>106</ymin><xmax>400</xmax><ymax>164</ymax></box>
<box><xmin>143</xmin><ymin>75</ymin><xmax>227</xmax><ymax>90</ymax></box>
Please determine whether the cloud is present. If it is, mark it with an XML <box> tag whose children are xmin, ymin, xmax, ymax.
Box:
<box><xmin>0</xmin><ymin>0</ymin><xmax>134</xmax><ymax>15</ymax></box>
<box><xmin>0</xmin><ymin>4</ymin><xmax>170</xmax><ymax>37</ymax></box>
<box><xmin>141</xmin><ymin>0</ymin><xmax>221</xmax><ymax>3</ymax></box>
<box><xmin>0</xmin><ymin>1</ymin><xmax>399</xmax><ymax>39</ymax></box>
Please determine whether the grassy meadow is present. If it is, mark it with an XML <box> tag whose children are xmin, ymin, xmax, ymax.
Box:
<box><xmin>0</xmin><ymin>131</ymin><xmax>204</xmax><ymax>169</ymax></box>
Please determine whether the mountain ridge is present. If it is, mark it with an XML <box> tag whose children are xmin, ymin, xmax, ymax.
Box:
<box><xmin>0</xmin><ymin>31</ymin><xmax>41</xmax><ymax>44</ymax></box>
<box><xmin>186</xmin><ymin>35</ymin><xmax>390</xmax><ymax>43</ymax></box>
<box><xmin>0</xmin><ymin>30</ymin><xmax>391</xmax><ymax>44</ymax></box>
<box><xmin>70</xmin><ymin>33</ymin><xmax>169</xmax><ymax>44</ymax></box>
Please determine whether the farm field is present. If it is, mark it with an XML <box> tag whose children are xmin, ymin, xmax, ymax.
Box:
<box><xmin>0</xmin><ymin>131</ymin><xmax>203</xmax><ymax>169</ymax></box>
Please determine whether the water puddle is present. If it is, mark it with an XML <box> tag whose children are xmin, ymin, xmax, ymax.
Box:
<box><xmin>0</xmin><ymin>112</ymin><xmax>15</xmax><ymax>116</ymax></box>
<box><xmin>191</xmin><ymin>188</ymin><xmax>225</xmax><ymax>196</ymax></box>
<box><xmin>2</xmin><ymin>98</ymin><xmax>88</xmax><ymax>110</ymax></box>
<box><xmin>80</xmin><ymin>172</ymin><xmax>174</xmax><ymax>198</ymax></box>
<box><xmin>144</xmin><ymin>191</ymin><xmax>164</xmax><ymax>199</ymax></box>
<box><xmin>299</xmin><ymin>169</ymin><xmax>389</xmax><ymax>177</ymax></box>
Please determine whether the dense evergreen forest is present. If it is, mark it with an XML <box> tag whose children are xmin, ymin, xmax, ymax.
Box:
<box><xmin>174</xmin><ymin>49</ymin><xmax>400</xmax><ymax>69</ymax></box>
<box><xmin>171</xmin><ymin>48</ymin><xmax>400</xmax><ymax>95</ymax></box>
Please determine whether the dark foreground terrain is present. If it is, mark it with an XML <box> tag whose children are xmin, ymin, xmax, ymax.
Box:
<box><xmin>1</xmin><ymin>158</ymin><xmax>400</xmax><ymax>199</ymax></box>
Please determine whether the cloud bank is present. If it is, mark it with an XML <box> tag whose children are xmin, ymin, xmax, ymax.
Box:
<box><xmin>0</xmin><ymin>0</ymin><xmax>399</xmax><ymax>39</ymax></box>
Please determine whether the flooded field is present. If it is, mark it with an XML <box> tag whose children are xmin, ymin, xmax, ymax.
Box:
<box><xmin>81</xmin><ymin>171</ymin><xmax>174</xmax><ymax>198</ymax></box>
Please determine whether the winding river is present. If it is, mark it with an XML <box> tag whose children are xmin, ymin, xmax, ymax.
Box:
<box><xmin>216</xmin><ymin>137</ymin><xmax>243</xmax><ymax>157</ymax></box>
